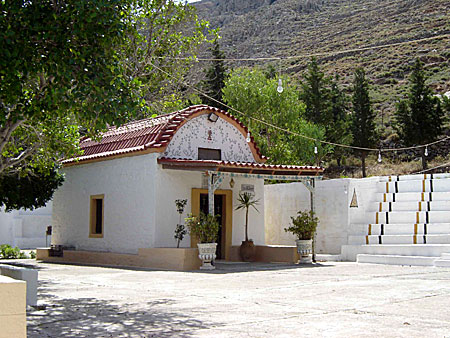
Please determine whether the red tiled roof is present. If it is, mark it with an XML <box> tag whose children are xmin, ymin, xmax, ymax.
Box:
<box><xmin>157</xmin><ymin>158</ymin><xmax>323</xmax><ymax>176</ymax></box>
<box><xmin>63</xmin><ymin>105</ymin><xmax>266</xmax><ymax>165</ymax></box>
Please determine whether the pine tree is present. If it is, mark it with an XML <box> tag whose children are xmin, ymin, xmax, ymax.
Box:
<box><xmin>394</xmin><ymin>59</ymin><xmax>444</xmax><ymax>170</ymax></box>
<box><xmin>350</xmin><ymin>68</ymin><xmax>377</xmax><ymax>177</ymax></box>
<box><xmin>201</xmin><ymin>40</ymin><xmax>227</xmax><ymax>110</ymax></box>
<box><xmin>300</xmin><ymin>58</ymin><xmax>331</xmax><ymax>125</ymax></box>
<box><xmin>328</xmin><ymin>75</ymin><xmax>351</xmax><ymax>166</ymax></box>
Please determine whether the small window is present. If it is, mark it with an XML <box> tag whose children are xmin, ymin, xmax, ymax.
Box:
<box><xmin>90</xmin><ymin>195</ymin><xmax>104</xmax><ymax>238</ymax></box>
<box><xmin>198</xmin><ymin>148</ymin><xmax>221</xmax><ymax>160</ymax></box>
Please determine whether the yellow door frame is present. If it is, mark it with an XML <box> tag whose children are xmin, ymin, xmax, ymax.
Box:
<box><xmin>191</xmin><ymin>188</ymin><xmax>233</xmax><ymax>260</ymax></box>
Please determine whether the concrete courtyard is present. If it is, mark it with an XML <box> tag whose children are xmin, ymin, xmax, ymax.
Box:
<box><xmin>19</xmin><ymin>261</ymin><xmax>450</xmax><ymax>337</ymax></box>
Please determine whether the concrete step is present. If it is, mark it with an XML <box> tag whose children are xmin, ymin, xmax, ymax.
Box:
<box><xmin>349</xmin><ymin>223</ymin><xmax>450</xmax><ymax>236</ymax></box>
<box><xmin>357</xmin><ymin>254</ymin><xmax>436</xmax><ymax>266</ymax></box>
<box><xmin>376</xmin><ymin>179</ymin><xmax>450</xmax><ymax>194</ymax></box>
<box><xmin>349</xmin><ymin>234</ymin><xmax>450</xmax><ymax>245</ymax></box>
<box><xmin>367</xmin><ymin>210</ymin><xmax>450</xmax><ymax>224</ymax></box>
<box><xmin>341</xmin><ymin>244</ymin><xmax>450</xmax><ymax>261</ymax></box>
<box><xmin>368</xmin><ymin>201</ymin><xmax>450</xmax><ymax>212</ymax></box>
<box><xmin>378</xmin><ymin>173</ymin><xmax>450</xmax><ymax>182</ymax></box>
<box><xmin>14</xmin><ymin>237</ymin><xmax>49</xmax><ymax>249</ymax></box>
<box><xmin>434</xmin><ymin>259</ymin><xmax>450</xmax><ymax>267</ymax></box>
<box><xmin>440</xmin><ymin>253</ymin><xmax>450</xmax><ymax>259</ymax></box>
<box><xmin>374</xmin><ymin>192</ymin><xmax>450</xmax><ymax>202</ymax></box>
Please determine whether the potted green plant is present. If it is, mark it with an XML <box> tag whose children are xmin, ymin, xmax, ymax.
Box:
<box><xmin>236</xmin><ymin>192</ymin><xmax>260</xmax><ymax>262</ymax></box>
<box><xmin>284</xmin><ymin>210</ymin><xmax>318</xmax><ymax>264</ymax></box>
<box><xmin>185</xmin><ymin>212</ymin><xmax>220</xmax><ymax>270</ymax></box>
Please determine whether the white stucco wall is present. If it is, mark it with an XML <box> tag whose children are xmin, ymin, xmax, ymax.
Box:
<box><xmin>52</xmin><ymin>153</ymin><xmax>159</xmax><ymax>254</ymax></box>
<box><xmin>163</xmin><ymin>114</ymin><xmax>255</xmax><ymax>162</ymax></box>
<box><xmin>264</xmin><ymin>177</ymin><xmax>380</xmax><ymax>255</ymax></box>
<box><xmin>154</xmin><ymin>168</ymin><xmax>265</xmax><ymax>248</ymax></box>
<box><xmin>0</xmin><ymin>203</ymin><xmax>52</xmax><ymax>248</ymax></box>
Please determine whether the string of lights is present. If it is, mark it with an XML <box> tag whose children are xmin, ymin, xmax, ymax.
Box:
<box><xmin>149</xmin><ymin>61</ymin><xmax>450</xmax><ymax>155</ymax></box>
<box><xmin>155</xmin><ymin>33</ymin><xmax>450</xmax><ymax>62</ymax></box>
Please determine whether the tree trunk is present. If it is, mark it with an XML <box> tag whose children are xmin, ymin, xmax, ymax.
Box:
<box><xmin>421</xmin><ymin>148</ymin><xmax>427</xmax><ymax>171</ymax></box>
<box><xmin>245</xmin><ymin>207</ymin><xmax>249</xmax><ymax>242</ymax></box>
<box><xmin>361</xmin><ymin>152</ymin><xmax>367</xmax><ymax>178</ymax></box>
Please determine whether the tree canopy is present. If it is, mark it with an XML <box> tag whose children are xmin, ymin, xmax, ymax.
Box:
<box><xmin>0</xmin><ymin>0</ymin><xmax>211</xmax><ymax>210</ymax></box>
<box><xmin>350</xmin><ymin>68</ymin><xmax>377</xmax><ymax>177</ymax></box>
<box><xmin>394</xmin><ymin>59</ymin><xmax>445</xmax><ymax>170</ymax></box>
<box><xmin>222</xmin><ymin>68</ymin><xmax>328</xmax><ymax>165</ymax></box>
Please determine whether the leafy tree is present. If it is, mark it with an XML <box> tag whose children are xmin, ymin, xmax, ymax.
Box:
<box><xmin>201</xmin><ymin>40</ymin><xmax>228</xmax><ymax>110</ymax></box>
<box><xmin>394</xmin><ymin>59</ymin><xmax>445</xmax><ymax>170</ymax></box>
<box><xmin>350</xmin><ymin>68</ymin><xmax>377</xmax><ymax>177</ymax></box>
<box><xmin>222</xmin><ymin>68</ymin><xmax>329</xmax><ymax>165</ymax></box>
<box><xmin>0</xmin><ymin>0</ymin><xmax>210</xmax><ymax>210</ymax></box>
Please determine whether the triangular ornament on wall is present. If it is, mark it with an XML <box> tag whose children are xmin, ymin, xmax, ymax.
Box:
<box><xmin>350</xmin><ymin>188</ymin><xmax>358</xmax><ymax>208</ymax></box>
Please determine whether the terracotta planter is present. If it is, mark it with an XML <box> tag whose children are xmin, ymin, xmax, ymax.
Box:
<box><xmin>239</xmin><ymin>240</ymin><xmax>256</xmax><ymax>262</ymax></box>
<box><xmin>197</xmin><ymin>243</ymin><xmax>217</xmax><ymax>270</ymax></box>
<box><xmin>296</xmin><ymin>239</ymin><xmax>312</xmax><ymax>264</ymax></box>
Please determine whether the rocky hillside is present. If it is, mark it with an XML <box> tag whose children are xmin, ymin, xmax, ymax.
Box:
<box><xmin>194</xmin><ymin>0</ymin><xmax>450</xmax><ymax>136</ymax></box>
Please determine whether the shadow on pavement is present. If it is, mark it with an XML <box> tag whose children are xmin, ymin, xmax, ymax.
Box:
<box><xmin>191</xmin><ymin>261</ymin><xmax>334</xmax><ymax>274</ymax></box>
<box><xmin>27</xmin><ymin>295</ymin><xmax>210</xmax><ymax>338</ymax></box>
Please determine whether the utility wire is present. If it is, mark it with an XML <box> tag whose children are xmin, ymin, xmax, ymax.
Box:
<box><xmin>156</xmin><ymin>33</ymin><xmax>450</xmax><ymax>62</ymax></box>
<box><xmin>149</xmin><ymin>62</ymin><xmax>450</xmax><ymax>153</ymax></box>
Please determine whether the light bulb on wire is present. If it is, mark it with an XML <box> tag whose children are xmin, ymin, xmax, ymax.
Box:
<box><xmin>277</xmin><ymin>78</ymin><xmax>283</xmax><ymax>93</ymax></box>
<box><xmin>378</xmin><ymin>151</ymin><xmax>382</xmax><ymax>163</ymax></box>
<box><xmin>424</xmin><ymin>146</ymin><xmax>428</xmax><ymax>157</ymax></box>
<box><xmin>314</xmin><ymin>146</ymin><xmax>318</xmax><ymax>154</ymax></box>
<box><xmin>246</xmin><ymin>131</ymin><xmax>251</xmax><ymax>143</ymax></box>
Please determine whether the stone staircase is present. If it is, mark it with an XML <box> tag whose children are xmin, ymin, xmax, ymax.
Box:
<box><xmin>342</xmin><ymin>173</ymin><xmax>450</xmax><ymax>266</ymax></box>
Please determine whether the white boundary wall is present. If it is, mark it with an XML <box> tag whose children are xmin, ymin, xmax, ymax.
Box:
<box><xmin>264</xmin><ymin>177</ymin><xmax>379</xmax><ymax>255</ymax></box>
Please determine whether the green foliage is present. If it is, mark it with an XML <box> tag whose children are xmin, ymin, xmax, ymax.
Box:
<box><xmin>300</xmin><ymin>60</ymin><xmax>351</xmax><ymax>165</ymax></box>
<box><xmin>222</xmin><ymin>68</ymin><xmax>329</xmax><ymax>165</ymax></box>
<box><xmin>284</xmin><ymin>210</ymin><xmax>319</xmax><ymax>240</ymax></box>
<box><xmin>236</xmin><ymin>192</ymin><xmax>259</xmax><ymax>242</ymax></box>
<box><xmin>394</xmin><ymin>59</ymin><xmax>445</xmax><ymax>170</ymax></box>
<box><xmin>350</xmin><ymin>68</ymin><xmax>377</xmax><ymax>177</ymax></box>
<box><xmin>0</xmin><ymin>0</ymin><xmax>211</xmax><ymax>209</ymax></box>
<box><xmin>201</xmin><ymin>39</ymin><xmax>228</xmax><ymax>110</ymax></box>
<box><xmin>30</xmin><ymin>251</ymin><xmax>36</xmax><ymax>259</ymax></box>
<box><xmin>0</xmin><ymin>244</ymin><xmax>28</xmax><ymax>259</ymax></box>
<box><xmin>0</xmin><ymin>165</ymin><xmax>64</xmax><ymax>212</ymax></box>
<box><xmin>185</xmin><ymin>212</ymin><xmax>220</xmax><ymax>244</ymax></box>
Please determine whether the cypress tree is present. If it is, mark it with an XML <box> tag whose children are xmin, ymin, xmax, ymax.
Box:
<box><xmin>350</xmin><ymin>68</ymin><xmax>377</xmax><ymax>177</ymax></box>
<box><xmin>201</xmin><ymin>40</ymin><xmax>227</xmax><ymax>110</ymax></box>
<box><xmin>394</xmin><ymin>59</ymin><xmax>444</xmax><ymax>170</ymax></box>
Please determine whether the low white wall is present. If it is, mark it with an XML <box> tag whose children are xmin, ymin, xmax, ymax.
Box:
<box><xmin>0</xmin><ymin>203</ymin><xmax>52</xmax><ymax>249</ymax></box>
<box><xmin>154</xmin><ymin>168</ymin><xmax>265</xmax><ymax>248</ymax></box>
<box><xmin>264</xmin><ymin>177</ymin><xmax>380</xmax><ymax>255</ymax></box>
<box><xmin>52</xmin><ymin>153</ymin><xmax>158</xmax><ymax>254</ymax></box>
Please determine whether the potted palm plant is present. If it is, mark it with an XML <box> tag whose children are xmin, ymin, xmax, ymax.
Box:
<box><xmin>185</xmin><ymin>212</ymin><xmax>220</xmax><ymax>270</ymax></box>
<box><xmin>284</xmin><ymin>210</ymin><xmax>318</xmax><ymax>264</ymax></box>
<box><xmin>236</xmin><ymin>192</ymin><xmax>259</xmax><ymax>261</ymax></box>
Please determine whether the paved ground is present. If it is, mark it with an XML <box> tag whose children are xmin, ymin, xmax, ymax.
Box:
<box><xmin>9</xmin><ymin>260</ymin><xmax>450</xmax><ymax>337</ymax></box>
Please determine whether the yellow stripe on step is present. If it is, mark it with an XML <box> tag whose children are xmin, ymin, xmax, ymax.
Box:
<box><xmin>416</xmin><ymin>212</ymin><xmax>420</xmax><ymax>223</ymax></box>
<box><xmin>423</xmin><ymin>180</ymin><xmax>426</xmax><ymax>192</ymax></box>
<box><xmin>424</xmin><ymin>174</ymin><xmax>427</xmax><ymax>180</ymax></box>
<box><xmin>366</xmin><ymin>236</ymin><xmax>369</xmax><ymax>245</ymax></box>
<box><xmin>368</xmin><ymin>224</ymin><xmax>372</xmax><ymax>235</ymax></box>
<box><xmin>376</xmin><ymin>212</ymin><xmax>379</xmax><ymax>224</ymax></box>
<box><xmin>389</xmin><ymin>176</ymin><xmax>392</xmax><ymax>182</ymax></box>
<box><xmin>414</xmin><ymin>223</ymin><xmax>418</xmax><ymax>235</ymax></box>
<box><xmin>421</xmin><ymin>192</ymin><xmax>425</xmax><ymax>201</ymax></box>
<box><xmin>384</xmin><ymin>193</ymin><xmax>387</xmax><ymax>202</ymax></box>
<box><xmin>386</xmin><ymin>182</ymin><xmax>389</xmax><ymax>193</ymax></box>
<box><xmin>419</xmin><ymin>202</ymin><xmax>422</xmax><ymax>211</ymax></box>
<box><xmin>379</xmin><ymin>202</ymin><xmax>382</xmax><ymax>212</ymax></box>
<box><xmin>413</xmin><ymin>235</ymin><xmax>417</xmax><ymax>244</ymax></box>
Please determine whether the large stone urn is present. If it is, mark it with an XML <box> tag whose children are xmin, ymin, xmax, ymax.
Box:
<box><xmin>197</xmin><ymin>243</ymin><xmax>217</xmax><ymax>270</ymax></box>
<box><xmin>296</xmin><ymin>239</ymin><xmax>312</xmax><ymax>264</ymax></box>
